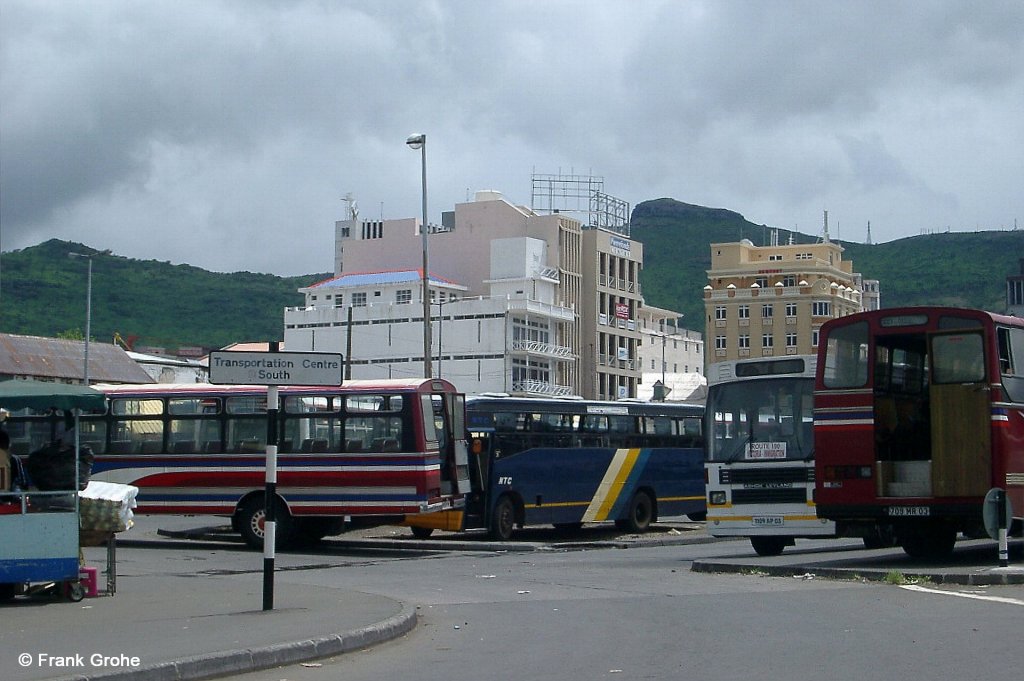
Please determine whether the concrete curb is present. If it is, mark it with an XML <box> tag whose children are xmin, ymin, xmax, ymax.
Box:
<box><xmin>691</xmin><ymin>560</ymin><xmax>1024</xmax><ymax>585</ymax></box>
<box><xmin>50</xmin><ymin>604</ymin><xmax>418</xmax><ymax>681</ymax></box>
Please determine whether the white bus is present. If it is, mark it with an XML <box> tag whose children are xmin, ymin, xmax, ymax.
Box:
<box><xmin>703</xmin><ymin>355</ymin><xmax>833</xmax><ymax>555</ymax></box>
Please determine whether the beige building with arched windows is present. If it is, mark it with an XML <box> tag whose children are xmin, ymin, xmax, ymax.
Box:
<box><xmin>703</xmin><ymin>236</ymin><xmax>874</xmax><ymax>366</ymax></box>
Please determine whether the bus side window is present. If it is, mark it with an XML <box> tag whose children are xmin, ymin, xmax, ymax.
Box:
<box><xmin>999</xmin><ymin>327</ymin><xmax>1024</xmax><ymax>402</ymax></box>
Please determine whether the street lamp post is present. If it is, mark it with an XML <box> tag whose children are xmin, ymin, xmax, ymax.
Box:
<box><xmin>68</xmin><ymin>252</ymin><xmax>95</xmax><ymax>385</ymax></box>
<box><xmin>406</xmin><ymin>133</ymin><xmax>432</xmax><ymax>378</ymax></box>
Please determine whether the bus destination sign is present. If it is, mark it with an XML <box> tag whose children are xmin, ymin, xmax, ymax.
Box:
<box><xmin>208</xmin><ymin>351</ymin><xmax>344</xmax><ymax>386</ymax></box>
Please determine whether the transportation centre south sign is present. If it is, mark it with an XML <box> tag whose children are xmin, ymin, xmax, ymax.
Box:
<box><xmin>208</xmin><ymin>351</ymin><xmax>344</xmax><ymax>386</ymax></box>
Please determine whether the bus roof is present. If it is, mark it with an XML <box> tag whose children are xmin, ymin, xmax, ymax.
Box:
<box><xmin>819</xmin><ymin>306</ymin><xmax>1024</xmax><ymax>334</ymax></box>
<box><xmin>92</xmin><ymin>377</ymin><xmax>458</xmax><ymax>396</ymax></box>
<box><xmin>466</xmin><ymin>394</ymin><xmax>703</xmax><ymax>416</ymax></box>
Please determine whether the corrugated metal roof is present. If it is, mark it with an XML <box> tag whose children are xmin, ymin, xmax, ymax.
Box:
<box><xmin>309</xmin><ymin>269</ymin><xmax>461</xmax><ymax>289</ymax></box>
<box><xmin>0</xmin><ymin>333</ymin><xmax>154</xmax><ymax>384</ymax></box>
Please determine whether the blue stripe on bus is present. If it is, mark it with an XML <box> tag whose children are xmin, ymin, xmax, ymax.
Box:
<box><xmin>606</xmin><ymin>447</ymin><xmax>652</xmax><ymax>519</ymax></box>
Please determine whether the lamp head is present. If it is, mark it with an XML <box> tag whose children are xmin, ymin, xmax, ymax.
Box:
<box><xmin>406</xmin><ymin>133</ymin><xmax>425</xmax><ymax>150</ymax></box>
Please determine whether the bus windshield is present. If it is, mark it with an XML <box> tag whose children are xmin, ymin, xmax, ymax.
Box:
<box><xmin>706</xmin><ymin>376</ymin><xmax>814</xmax><ymax>463</ymax></box>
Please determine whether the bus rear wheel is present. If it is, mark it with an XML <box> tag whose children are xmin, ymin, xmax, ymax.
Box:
<box><xmin>899</xmin><ymin>523</ymin><xmax>957</xmax><ymax>560</ymax></box>
<box><xmin>237</xmin><ymin>496</ymin><xmax>294</xmax><ymax>550</ymax></box>
<box><xmin>489</xmin><ymin>495</ymin><xmax>517</xmax><ymax>541</ymax></box>
<box><xmin>410</xmin><ymin>526</ymin><xmax>435</xmax><ymax>539</ymax></box>
<box><xmin>615</xmin><ymin>490</ymin><xmax>654</xmax><ymax>533</ymax></box>
<box><xmin>750</xmin><ymin>536</ymin><xmax>788</xmax><ymax>556</ymax></box>
<box><xmin>295</xmin><ymin>517</ymin><xmax>346</xmax><ymax>545</ymax></box>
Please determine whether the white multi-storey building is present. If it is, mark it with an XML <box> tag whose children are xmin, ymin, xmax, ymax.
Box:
<box><xmin>286</xmin><ymin>187</ymin><xmax>699</xmax><ymax>399</ymax></box>
<box><xmin>635</xmin><ymin>304</ymin><xmax>706</xmax><ymax>402</ymax></box>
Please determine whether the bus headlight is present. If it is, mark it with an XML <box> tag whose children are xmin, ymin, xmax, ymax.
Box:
<box><xmin>709</xmin><ymin>491</ymin><xmax>727</xmax><ymax>506</ymax></box>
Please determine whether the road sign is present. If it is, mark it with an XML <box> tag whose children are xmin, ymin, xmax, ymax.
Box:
<box><xmin>208</xmin><ymin>351</ymin><xmax>344</xmax><ymax>386</ymax></box>
<box><xmin>983</xmin><ymin>487</ymin><xmax>1013</xmax><ymax>540</ymax></box>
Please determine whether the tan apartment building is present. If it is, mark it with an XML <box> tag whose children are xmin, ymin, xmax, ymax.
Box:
<box><xmin>703</xmin><ymin>236</ymin><xmax>868</xmax><ymax>365</ymax></box>
<box><xmin>580</xmin><ymin>228</ymin><xmax>645</xmax><ymax>400</ymax></box>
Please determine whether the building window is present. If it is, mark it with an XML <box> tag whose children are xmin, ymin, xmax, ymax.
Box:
<box><xmin>762</xmin><ymin>334</ymin><xmax>774</xmax><ymax>348</ymax></box>
<box><xmin>738</xmin><ymin>334</ymin><xmax>750</xmax><ymax>349</ymax></box>
<box><xmin>352</xmin><ymin>292</ymin><xmax>367</xmax><ymax>307</ymax></box>
<box><xmin>812</xmin><ymin>329</ymin><xmax>820</xmax><ymax>346</ymax></box>
<box><xmin>785</xmin><ymin>302</ymin><xmax>797</xmax><ymax>316</ymax></box>
<box><xmin>786</xmin><ymin>333</ymin><xmax>798</xmax><ymax>347</ymax></box>
<box><xmin>754</xmin><ymin>277</ymin><xmax>768</xmax><ymax>288</ymax></box>
<box><xmin>812</xmin><ymin>301</ymin><xmax>831</xmax><ymax>316</ymax></box>
<box><xmin>1010</xmin><ymin>279</ymin><xmax>1024</xmax><ymax>306</ymax></box>
<box><xmin>334</xmin><ymin>294</ymin><xmax>344</xmax><ymax>308</ymax></box>
<box><xmin>738</xmin><ymin>305</ymin><xmax>750</xmax><ymax>319</ymax></box>
<box><xmin>715</xmin><ymin>306</ymin><xmax>727</xmax><ymax>320</ymax></box>
<box><xmin>769</xmin><ymin>254</ymin><xmax>783</xmax><ymax>261</ymax></box>
<box><xmin>512</xmin><ymin>317</ymin><xmax>550</xmax><ymax>344</ymax></box>
<box><xmin>651</xmin><ymin>359</ymin><xmax>656</xmax><ymax>370</ymax></box>
<box><xmin>762</xmin><ymin>304</ymin><xmax>774</xmax><ymax>318</ymax></box>
<box><xmin>396</xmin><ymin>289</ymin><xmax>412</xmax><ymax>304</ymax></box>
<box><xmin>715</xmin><ymin>336</ymin><xmax>727</xmax><ymax>350</ymax></box>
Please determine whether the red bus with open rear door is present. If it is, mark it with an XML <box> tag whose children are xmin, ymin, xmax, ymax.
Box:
<box><xmin>814</xmin><ymin>307</ymin><xmax>1024</xmax><ymax>558</ymax></box>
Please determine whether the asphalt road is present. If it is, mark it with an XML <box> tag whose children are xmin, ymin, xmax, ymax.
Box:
<box><xmin>121</xmin><ymin>516</ymin><xmax>1024</xmax><ymax>681</ymax></box>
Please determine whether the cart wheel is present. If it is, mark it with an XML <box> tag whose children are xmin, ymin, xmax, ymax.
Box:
<box><xmin>66</xmin><ymin>581</ymin><xmax>85</xmax><ymax>602</ymax></box>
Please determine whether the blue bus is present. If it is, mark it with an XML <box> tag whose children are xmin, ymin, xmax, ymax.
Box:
<box><xmin>404</xmin><ymin>395</ymin><xmax>705</xmax><ymax>540</ymax></box>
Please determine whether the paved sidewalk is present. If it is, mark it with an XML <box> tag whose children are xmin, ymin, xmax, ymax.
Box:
<box><xmin>3</xmin><ymin>561</ymin><xmax>415</xmax><ymax>681</ymax></box>
<box><xmin>692</xmin><ymin>537</ymin><xmax>1024</xmax><ymax>585</ymax></box>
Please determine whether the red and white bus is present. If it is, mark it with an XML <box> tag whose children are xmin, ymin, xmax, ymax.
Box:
<box><xmin>4</xmin><ymin>378</ymin><xmax>471</xmax><ymax>548</ymax></box>
<box><xmin>814</xmin><ymin>307</ymin><xmax>1024</xmax><ymax>558</ymax></box>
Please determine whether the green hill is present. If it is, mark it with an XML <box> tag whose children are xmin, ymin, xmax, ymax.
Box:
<box><xmin>632</xmin><ymin>198</ymin><xmax>1023</xmax><ymax>331</ymax></box>
<box><xmin>2</xmin><ymin>203</ymin><xmax>1020</xmax><ymax>349</ymax></box>
<box><xmin>0</xmin><ymin>239</ymin><xmax>327</xmax><ymax>350</ymax></box>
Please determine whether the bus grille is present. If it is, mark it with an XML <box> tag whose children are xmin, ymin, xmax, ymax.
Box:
<box><xmin>732</xmin><ymin>488</ymin><xmax>809</xmax><ymax>504</ymax></box>
<box><xmin>720</xmin><ymin>467</ymin><xmax>813</xmax><ymax>484</ymax></box>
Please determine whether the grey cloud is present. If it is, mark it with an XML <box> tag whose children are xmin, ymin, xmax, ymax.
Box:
<box><xmin>1</xmin><ymin>0</ymin><xmax>1021</xmax><ymax>275</ymax></box>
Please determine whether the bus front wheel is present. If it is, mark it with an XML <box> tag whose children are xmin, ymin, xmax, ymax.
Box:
<box><xmin>489</xmin><ymin>495</ymin><xmax>517</xmax><ymax>541</ymax></box>
<box><xmin>238</xmin><ymin>496</ymin><xmax>294</xmax><ymax>550</ymax></box>
<box><xmin>616</xmin><ymin>490</ymin><xmax>654</xmax><ymax>533</ymax></box>
<box><xmin>750</xmin><ymin>536</ymin><xmax>788</xmax><ymax>556</ymax></box>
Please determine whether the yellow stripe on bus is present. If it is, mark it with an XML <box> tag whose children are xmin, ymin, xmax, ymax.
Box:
<box><xmin>582</xmin><ymin>448</ymin><xmax>640</xmax><ymax>523</ymax></box>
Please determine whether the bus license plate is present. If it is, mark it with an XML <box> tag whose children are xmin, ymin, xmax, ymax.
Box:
<box><xmin>752</xmin><ymin>515</ymin><xmax>784</xmax><ymax>526</ymax></box>
<box><xmin>887</xmin><ymin>506</ymin><xmax>930</xmax><ymax>517</ymax></box>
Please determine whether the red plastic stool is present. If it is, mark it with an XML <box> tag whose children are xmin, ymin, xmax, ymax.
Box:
<box><xmin>79</xmin><ymin>566</ymin><xmax>99</xmax><ymax>598</ymax></box>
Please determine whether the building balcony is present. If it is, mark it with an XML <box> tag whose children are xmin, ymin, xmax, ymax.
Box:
<box><xmin>597</xmin><ymin>354</ymin><xmax>636</xmax><ymax>371</ymax></box>
<box><xmin>503</xmin><ymin>297</ymin><xmax>576</xmax><ymax>322</ymax></box>
<box><xmin>511</xmin><ymin>380</ymin><xmax>574</xmax><ymax>397</ymax></box>
<box><xmin>510</xmin><ymin>339</ymin><xmax>576</xmax><ymax>359</ymax></box>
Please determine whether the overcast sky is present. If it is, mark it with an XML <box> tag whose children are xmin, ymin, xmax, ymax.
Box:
<box><xmin>2</xmin><ymin>1</ymin><xmax>1022</xmax><ymax>276</ymax></box>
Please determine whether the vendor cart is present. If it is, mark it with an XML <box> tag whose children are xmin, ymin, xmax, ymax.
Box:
<box><xmin>0</xmin><ymin>379</ymin><xmax>106</xmax><ymax>602</ymax></box>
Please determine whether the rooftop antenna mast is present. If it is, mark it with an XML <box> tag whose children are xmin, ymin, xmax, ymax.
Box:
<box><xmin>341</xmin><ymin>193</ymin><xmax>359</xmax><ymax>222</ymax></box>
<box><xmin>822</xmin><ymin>210</ymin><xmax>830</xmax><ymax>243</ymax></box>
<box><xmin>866</xmin><ymin>220</ymin><xmax>873</xmax><ymax>245</ymax></box>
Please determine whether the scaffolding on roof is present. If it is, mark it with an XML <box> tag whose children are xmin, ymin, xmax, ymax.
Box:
<box><xmin>530</xmin><ymin>172</ymin><xmax>630</xmax><ymax>236</ymax></box>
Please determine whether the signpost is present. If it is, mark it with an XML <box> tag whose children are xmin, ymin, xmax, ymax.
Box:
<box><xmin>208</xmin><ymin>347</ymin><xmax>343</xmax><ymax>609</ymax></box>
<box><xmin>983</xmin><ymin>487</ymin><xmax>1014</xmax><ymax>568</ymax></box>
